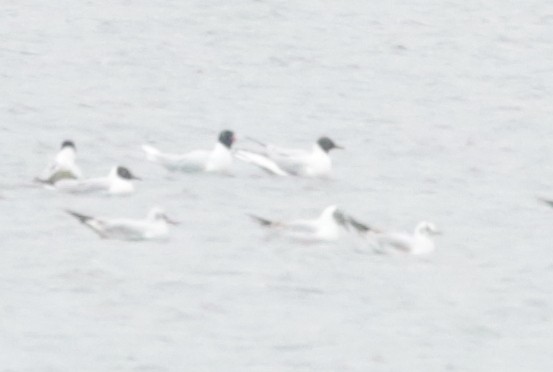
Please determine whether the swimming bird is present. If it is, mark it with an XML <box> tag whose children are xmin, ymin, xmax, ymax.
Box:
<box><xmin>142</xmin><ymin>130</ymin><xmax>235</xmax><ymax>173</ymax></box>
<box><xmin>249</xmin><ymin>205</ymin><xmax>369</xmax><ymax>242</ymax></box>
<box><xmin>36</xmin><ymin>140</ymin><xmax>82</xmax><ymax>184</ymax></box>
<box><xmin>54</xmin><ymin>166</ymin><xmax>140</xmax><ymax>195</ymax></box>
<box><xmin>235</xmin><ymin>136</ymin><xmax>343</xmax><ymax>177</ymax></box>
<box><xmin>66</xmin><ymin>207</ymin><xmax>178</xmax><ymax>241</ymax></box>
<box><xmin>373</xmin><ymin>221</ymin><xmax>440</xmax><ymax>255</ymax></box>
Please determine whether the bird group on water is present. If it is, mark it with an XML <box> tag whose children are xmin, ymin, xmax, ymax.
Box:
<box><xmin>36</xmin><ymin>130</ymin><xmax>441</xmax><ymax>254</ymax></box>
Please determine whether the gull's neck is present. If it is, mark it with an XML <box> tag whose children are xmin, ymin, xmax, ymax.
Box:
<box><xmin>214</xmin><ymin>142</ymin><xmax>231</xmax><ymax>153</ymax></box>
<box><xmin>109</xmin><ymin>174</ymin><xmax>134</xmax><ymax>194</ymax></box>
<box><xmin>108</xmin><ymin>167</ymin><xmax>120</xmax><ymax>180</ymax></box>
<box><xmin>56</xmin><ymin>147</ymin><xmax>76</xmax><ymax>164</ymax></box>
<box><xmin>313</xmin><ymin>143</ymin><xmax>326</xmax><ymax>155</ymax></box>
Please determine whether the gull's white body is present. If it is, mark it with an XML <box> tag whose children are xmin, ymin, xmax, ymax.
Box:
<box><xmin>236</xmin><ymin>142</ymin><xmax>333</xmax><ymax>178</ymax></box>
<box><xmin>54</xmin><ymin>167</ymin><xmax>135</xmax><ymax>195</ymax></box>
<box><xmin>252</xmin><ymin>205</ymin><xmax>344</xmax><ymax>242</ymax></box>
<box><xmin>67</xmin><ymin>207</ymin><xmax>173</xmax><ymax>241</ymax></box>
<box><xmin>38</xmin><ymin>145</ymin><xmax>82</xmax><ymax>183</ymax></box>
<box><xmin>374</xmin><ymin>222</ymin><xmax>439</xmax><ymax>255</ymax></box>
<box><xmin>143</xmin><ymin>142</ymin><xmax>233</xmax><ymax>173</ymax></box>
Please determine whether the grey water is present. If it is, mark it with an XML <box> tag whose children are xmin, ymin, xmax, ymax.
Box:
<box><xmin>2</xmin><ymin>0</ymin><xmax>553</xmax><ymax>370</ymax></box>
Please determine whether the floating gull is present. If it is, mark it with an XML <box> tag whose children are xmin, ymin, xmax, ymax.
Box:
<box><xmin>142</xmin><ymin>130</ymin><xmax>235</xmax><ymax>173</ymax></box>
<box><xmin>66</xmin><ymin>207</ymin><xmax>178</xmax><ymax>241</ymax></box>
<box><xmin>235</xmin><ymin>136</ymin><xmax>343</xmax><ymax>177</ymax></box>
<box><xmin>54</xmin><ymin>166</ymin><xmax>140</xmax><ymax>195</ymax></box>
<box><xmin>36</xmin><ymin>140</ymin><xmax>82</xmax><ymax>184</ymax></box>
<box><xmin>373</xmin><ymin>221</ymin><xmax>441</xmax><ymax>255</ymax></box>
<box><xmin>249</xmin><ymin>205</ymin><xmax>370</xmax><ymax>242</ymax></box>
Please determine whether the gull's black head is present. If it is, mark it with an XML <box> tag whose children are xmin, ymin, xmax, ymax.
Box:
<box><xmin>61</xmin><ymin>140</ymin><xmax>76</xmax><ymax>150</ymax></box>
<box><xmin>218</xmin><ymin>130</ymin><xmax>236</xmax><ymax>149</ymax></box>
<box><xmin>116</xmin><ymin>166</ymin><xmax>140</xmax><ymax>180</ymax></box>
<box><xmin>317</xmin><ymin>137</ymin><xmax>343</xmax><ymax>153</ymax></box>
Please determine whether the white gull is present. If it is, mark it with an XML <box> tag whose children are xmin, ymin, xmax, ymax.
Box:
<box><xmin>66</xmin><ymin>207</ymin><xmax>178</xmax><ymax>241</ymax></box>
<box><xmin>54</xmin><ymin>166</ymin><xmax>140</xmax><ymax>195</ymax></box>
<box><xmin>373</xmin><ymin>221</ymin><xmax>441</xmax><ymax>255</ymax></box>
<box><xmin>249</xmin><ymin>205</ymin><xmax>370</xmax><ymax>242</ymax></box>
<box><xmin>142</xmin><ymin>130</ymin><xmax>235</xmax><ymax>173</ymax></box>
<box><xmin>235</xmin><ymin>136</ymin><xmax>343</xmax><ymax>178</ymax></box>
<box><xmin>36</xmin><ymin>140</ymin><xmax>82</xmax><ymax>184</ymax></box>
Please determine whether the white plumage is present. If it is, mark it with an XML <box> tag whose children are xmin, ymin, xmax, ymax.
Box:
<box><xmin>54</xmin><ymin>166</ymin><xmax>139</xmax><ymax>196</ymax></box>
<box><xmin>374</xmin><ymin>221</ymin><xmax>441</xmax><ymax>255</ymax></box>
<box><xmin>142</xmin><ymin>130</ymin><xmax>235</xmax><ymax>173</ymax></box>
<box><xmin>235</xmin><ymin>136</ymin><xmax>342</xmax><ymax>178</ymax></box>
<box><xmin>249</xmin><ymin>205</ymin><xmax>368</xmax><ymax>242</ymax></box>
<box><xmin>36</xmin><ymin>140</ymin><xmax>82</xmax><ymax>184</ymax></box>
<box><xmin>66</xmin><ymin>207</ymin><xmax>178</xmax><ymax>241</ymax></box>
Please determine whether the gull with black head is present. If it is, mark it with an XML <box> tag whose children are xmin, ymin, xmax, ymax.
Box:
<box><xmin>54</xmin><ymin>166</ymin><xmax>140</xmax><ymax>195</ymax></box>
<box><xmin>235</xmin><ymin>136</ymin><xmax>343</xmax><ymax>177</ymax></box>
<box><xmin>36</xmin><ymin>140</ymin><xmax>83</xmax><ymax>184</ymax></box>
<box><xmin>249</xmin><ymin>205</ymin><xmax>370</xmax><ymax>242</ymax></box>
<box><xmin>142</xmin><ymin>130</ymin><xmax>236</xmax><ymax>173</ymax></box>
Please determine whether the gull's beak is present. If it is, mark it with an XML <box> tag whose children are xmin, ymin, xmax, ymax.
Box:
<box><xmin>335</xmin><ymin>144</ymin><xmax>344</xmax><ymax>150</ymax></box>
<box><xmin>131</xmin><ymin>175</ymin><xmax>142</xmax><ymax>180</ymax></box>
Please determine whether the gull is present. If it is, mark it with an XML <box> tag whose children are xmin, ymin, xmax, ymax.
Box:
<box><xmin>235</xmin><ymin>136</ymin><xmax>343</xmax><ymax>177</ymax></box>
<box><xmin>53</xmin><ymin>166</ymin><xmax>140</xmax><ymax>195</ymax></box>
<box><xmin>66</xmin><ymin>207</ymin><xmax>178</xmax><ymax>241</ymax></box>
<box><xmin>248</xmin><ymin>205</ymin><xmax>371</xmax><ymax>242</ymax></box>
<box><xmin>36</xmin><ymin>140</ymin><xmax>83</xmax><ymax>184</ymax></box>
<box><xmin>142</xmin><ymin>130</ymin><xmax>235</xmax><ymax>173</ymax></box>
<box><xmin>373</xmin><ymin>221</ymin><xmax>441</xmax><ymax>255</ymax></box>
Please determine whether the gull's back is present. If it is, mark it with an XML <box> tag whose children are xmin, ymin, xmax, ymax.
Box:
<box><xmin>55</xmin><ymin>177</ymin><xmax>110</xmax><ymax>193</ymax></box>
<box><xmin>91</xmin><ymin>217</ymin><xmax>167</xmax><ymax>241</ymax></box>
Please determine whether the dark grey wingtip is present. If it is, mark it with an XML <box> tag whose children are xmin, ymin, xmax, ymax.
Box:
<box><xmin>347</xmin><ymin>216</ymin><xmax>372</xmax><ymax>234</ymax></box>
<box><xmin>244</xmin><ymin>136</ymin><xmax>268</xmax><ymax>148</ymax></box>
<box><xmin>539</xmin><ymin>198</ymin><xmax>553</xmax><ymax>208</ymax></box>
<box><xmin>333</xmin><ymin>209</ymin><xmax>372</xmax><ymax>234</ymax></box>
<box><xmin>248</xmin><ymin>213</ymin><xmax>275</xmax><ymax>227</ymax></box>
<box><xmin>66</xmin><ymin>209</ymin><xmax>92</xmax><ymax>224</ymax></box>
